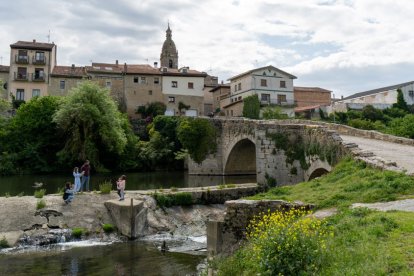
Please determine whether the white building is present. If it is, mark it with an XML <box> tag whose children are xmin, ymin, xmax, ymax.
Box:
<box><xmin>161</xmin><ymin>67</ymin><xmax>206</xmax><ymax>116</ymax></box>
<box><xmin>334</xmin><ymin>81</ymin><xmax>414</xmax><ymax>111</ymax></box>
<box><xmin>223</xmin><ymin>65</ymin><xmax>297</xmax><ymax>117</ymax></box>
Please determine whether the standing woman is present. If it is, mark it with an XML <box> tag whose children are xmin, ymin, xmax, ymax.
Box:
<box><xmin>116</xmin><ymin>175</ymin><xmax>126</xmax><ymax>201</ymax></box>
<box><xmin>80</xmin><ymin>160</ymin><xmax>91</xmax><ymax>192</ymax></box>
<box><xmin>73</xmin><ymin>167</ymin><xmax>83</xmax><ymax>192</ymax></box>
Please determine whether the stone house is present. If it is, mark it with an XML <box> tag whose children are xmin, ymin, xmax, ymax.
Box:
<box><xmin>0</xmin><ymin>65</ymin><xmax>9</xmax><ymax>99</ymax></box>
<box><xmin>8</xmin><ymin>40</ymin><xmax>57</xmax><ymax>102</ymax></box>
<box><xmin>49</xmin><ymin>65</ymin><xmax>87</xmax><ymax>96</ymax></box>
<box><xmin>208</xmin><ymin>83</ymin><xmax>230</xmax><ymax>115</ymax></box>
<box><xmin>222</xmin><ymin>65</ymin><xmax>297</xmax><ymax>117</ymax></box>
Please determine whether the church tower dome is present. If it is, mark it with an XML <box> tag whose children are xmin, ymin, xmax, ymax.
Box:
<box><xmin>160</xmin><ymin>23</ymin><xmax>178</xmax><ymax>69</ymax></box>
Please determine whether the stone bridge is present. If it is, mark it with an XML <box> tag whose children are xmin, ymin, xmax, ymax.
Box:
<box><xmin>188</xmin><ymin>119</ymin><xmax>348</xmax><ymax>186</ymax></box>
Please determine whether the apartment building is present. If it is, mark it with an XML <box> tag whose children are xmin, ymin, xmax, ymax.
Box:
<box><xmin>8</xmin><ymin>40</ymin><xmax>56</xmax><ymax>102</ymax></box>
<box><xmin>222</xmin><ymin>65</ymin><xmax>297</xmax><ymax>117</ymax></box>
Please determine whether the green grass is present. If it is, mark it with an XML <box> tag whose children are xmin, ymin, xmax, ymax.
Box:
<box><xmin>248</xmin><ymin>157</ymin><xmax>414</xmax><ymax>209</ymax></box>
<box><xmin>0</xmin><ymin>236</ymin><xmax>9</xmax><ymax>248</ymax></box>
<box><xmin>216</xmin><ymin>209</ymin><xmax>414</xmax><ymax>275</ymax></box>
<box><xmin>72</xmin><ymin>227</ymin><xmax>85</xmax><ymax>239</ymax></box>
<box><xmin>34</xmin><ymin>189</ymin><xmax>46</xmax><ymax>198</ymax></box>
<box><xmin>152</xmin><ymin>192</ymin><xmax>193</xmax><ymax>207</ymax></box>
<box><xmin>215</xmin><ymin>157</ymin><xmax>414</xmax><ymax>275</ymax></box>
<box><xmin>36</xmin><ymin>199</ymin><xmax>46</xmax><ymax>210</ymax></box>
<box><xmin>102</xmin><ymin>223</ymin><xmax>115</xmax><ymax>234</ymax></box>
<box><xmin>99</xmin><ymin>181</ymin><xmax>112</xmax><ymax>194</ymax></box>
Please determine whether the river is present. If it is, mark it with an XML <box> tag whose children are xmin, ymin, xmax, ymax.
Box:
<box><xmin>0</xmin><ymin>240</ymin><xmax>205</xmax><ymax>275</ymax></box>
<box><xmin>0</xmin><ymin>171</ymin><xmax>256</xmax><ymax>196</ymax></box>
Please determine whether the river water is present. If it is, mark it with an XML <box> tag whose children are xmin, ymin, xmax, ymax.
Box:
<box><xmin>0</xmin><ymin>171</ymin><xmax>256</xmax><ymax>196</ymax></box>
<box><xmin>0</xmin><ymin>171</ymin><xmax>255</xmax><ymax>275</ymax></box>
<box><xmin>0</xmin><ymin>240</ymin><xmax>205</xmax><ymax>275</ymax></box>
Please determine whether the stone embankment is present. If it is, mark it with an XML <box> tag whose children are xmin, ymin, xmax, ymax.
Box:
<box><xmin>0</xmin><ymin>184</ymin><xmax>259</xmax><ymax>247</ymax></box>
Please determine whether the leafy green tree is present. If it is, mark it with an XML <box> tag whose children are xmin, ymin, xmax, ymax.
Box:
<box><xmin>136</xmin><ymin>102</ymin><xmax>166</xmax><ymax>118</ymax></box>
<box><xmin>53</xmin><ymin>81</ymin><xmax>128</xmax><ymax>170</ymax></box>
<box><xmin>0</xmin><ymin>96</ymin><xmax>63</xmax><ymax>174</ymax></box>
<box><xmin>383</xmin><ymin>107</ymin><xmax>407</xmax><ymax>118</ymax></box>
<box><xmin>177</xmin><ymin>118</ymin><xmax>216</xmax><ymax>163</ymax></box>
<box><xmin>387</xmin><ymin>114</ymin><xmax>414</xmax><ymax>139</ymax></box>
<box><xmin>243</xmin><ymin>94</ymin><xmax>260</xmax><ymax>119</ymax></box>
<box><xmin>393</xmin><ymin>89</ymin><xmax>408</xmax><ymax>111</ymax></box>
<box><xmin>361</xmin><ymin>105</ymin><xmax>384</xmax><ymax>122</ymax></box>
<box><xmin>262</xmin><ymin>106</ymin><xmax>287</xmax><ymax>120</ymax></box>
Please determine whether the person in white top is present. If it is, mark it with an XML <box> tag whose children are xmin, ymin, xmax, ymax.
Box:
<box><xmin>116</xmin><ymin>175</ymin><xmax>126</xmax><ymax>201</ymax></box>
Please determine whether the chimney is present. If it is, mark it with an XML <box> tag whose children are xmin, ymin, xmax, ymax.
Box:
<box><xmin>124</xmin><ymin>62</ymin><xmax>127</xmax><ymax>73</ymax></box>
<box><xmin>341</xmin><ymin>95</ymin><xmax>344</xmax><ymax>99</ymax></box>
<box><xmin>154</xmin><ymin>62</ymin><xmax>158</xmax><ymax>68</ymax></box>
<box><xmin>221</xmin><ymin>80</ymin><xmax>224</xmax><ymax>84</ymax></box>
<box><xmin>33</xmin><ymin>39</ymin><xmax>36</xmax><ymax>43</ymax></box>
<box><xmin>71</xmin><ymin>64</ymin><xmax>75</xmax><ymax>69</ymax></box>
<box><xmin>116</xmin><ymin>60</ymin><xmax>118</xmax><ymax>65</ymax></box>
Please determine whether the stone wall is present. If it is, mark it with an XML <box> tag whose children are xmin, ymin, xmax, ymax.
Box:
<box><xmin>207</xmin><ymin>199</ymin><xmax>314</xmax><ymax>256</ymax></box>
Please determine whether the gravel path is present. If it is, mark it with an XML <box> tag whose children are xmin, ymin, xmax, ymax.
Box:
<box><xmin>340</xmin><ymin>135</ymin><xmax>414</xmax><ymax>174</ymax></box>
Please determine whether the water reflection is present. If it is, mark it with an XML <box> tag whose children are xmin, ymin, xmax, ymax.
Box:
<box><xmin>0</xmin><ymin>241</ymin><xmax>204</xmax><ymax>275</ymax></box>
<box><xmin>0</xmin><ymin>171</ymin><xmax>256</xmax><ymax>196</ymax></box>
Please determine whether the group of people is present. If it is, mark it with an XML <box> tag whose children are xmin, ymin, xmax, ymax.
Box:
<box><xmin>63</xmin><ymin>160</ymin><xmax>126</xmax><ymax>204</ymax></box>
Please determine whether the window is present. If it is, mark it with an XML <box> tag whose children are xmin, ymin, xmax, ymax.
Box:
<box><xmin>17</xmin><ymin>50</ymin><xmax>28</xmax><ymax>62</ymax></box>
<box><xmin>148</xmin><ymin>90</ymin><xmax>152</xmax><ymax>95</ymax></box>
<box><xmin>154</xmin><ymin>77</ymin><xmax>159</xmax><ymax>84</ymax></box>
<box><xmin>140</xmin><ymin>77</ymin><xmax>146</xmax><ymax>84</ymax></box>
<box><xmin>168</xmin><ymin>96</ymin><xmax>175</xmax><ymax>103</ymax></box>
<box><xmin>261</xmin><ymin>94</ymin><xmax>270</xmax><ymax>102</ymax></box>
<box><xmin>172</xmin><ymin>81</ymin><xmax>178</xmax><ymax>88</ymax></box>
<box><xmin>409</xmin><ymin>90</ymin><xmax>414</xmax><ymax>97</ymax></box>
<box><xmin>234</xmin><ymin>85</ymin><xmax>237</xmax><ymax>92</ymax></box>
<box><xmin>34</xmin><ymin>68</ymin><xmax>44</xmax><ymax>80</ymax></box>
<box><xmin>238</xmin><ymin>83</ymin><xmax>241</xmax><ymax>90</ymax></box>
<box><xmin>106</xmin><ymin>81</ymin><xmax>111</xmax><ymax>88</ymax></box>
<box><xmin>277</xmin><ymin>94</ymin><xmax>287</xmax><ymax>103</ymax></box>
<box><xmin>17</xmin><ymin>67</ymin><xmax>27</xmax><ymax>79</ymax></box>
<box><xmin>188</xmin><ymin>82</ymin><xmax>194</xmax><ymax>89</ymax></box>
<box><xmin>280</xmin><ymin>80</ymin><xmax>286</xmax><ymax>88</ymax></box>
<box><xmin>60</xmin><ymin>80</ymin><xmax>65</xmax><ymax>90</ymax></box>
<box><xmin>260</xmin><ymin>79</ymin><xmax>267</xmax><ymax>87</ymax></box>
<box><xmin>32</xmin><ymin>89</ymin><xmax>40</xmax><ymax>97</ymax></box>
<box><xmin>35</xmin><ymin>51</ymin><xmax>45</xmax><ymax>63</ymax></box>
<box><xmin>16</xmin><ymin>89</ymin><xmax>24</xmax><ymax>100</ymax></box>
<box><xmin>134</xmin><ymin>76</ymin><xmax>139</xmax><ymax>83</ymax></box>
<box><xmin>169</xmin><ymin>60</ymin><xmax>173</xmax><ymax>68</ymax></box>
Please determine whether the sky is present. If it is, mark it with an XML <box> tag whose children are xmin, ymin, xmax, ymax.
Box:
<box><xmin>0</xmin><ymin>0</ymin><xmax>413</xmax><ymax>98</ymax></box>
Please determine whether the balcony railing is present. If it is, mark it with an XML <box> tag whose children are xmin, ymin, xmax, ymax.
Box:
<box><xmin>261</xmin><ymin>99</ymin><xmax>296</xmax><ymax>107</ymax></box>
<box><xmin>32</xmin><ymin>56</ymin><xmax>46</xmax><ymax>65</ymax></box>
<box><xmin>32</xmin><ymin>73</ymin><xmax>46</xmax><ymax>82</ymax></box>
<box><xmin>14</xmin><ymin>72</ymin><xmax>28</xmax><ymax>81</ymax></box>
<box><xmin>15</xmin><ymin>55</ymin><xmax>29</xmax><ymax>64</ymax></box>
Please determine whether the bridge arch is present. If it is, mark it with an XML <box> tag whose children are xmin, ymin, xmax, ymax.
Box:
<box><xmin>224</xmin><ymin>138</ymin><xmax>256</xmax><ymax>175</ymax></box>
<box><xmin>304</xmin><ymin>159</ymin><xmax>332</xmax><ymax>181</ymax></box>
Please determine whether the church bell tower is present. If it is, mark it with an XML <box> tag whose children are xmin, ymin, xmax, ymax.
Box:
<box><xmin>160</xmin><ymin>23</ymin><xmax>178</xmax><ymax>69</ymax></box>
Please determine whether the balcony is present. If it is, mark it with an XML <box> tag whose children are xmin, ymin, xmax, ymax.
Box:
<box><xmin>32</xmin><ymin>73</ymin><xmax>46</xmax><ymax>82</ymax></box>
<box><xmin>15</xmin><ymin>55</ymin><xmax>29</xmax><ymax>64</ymax></box>
<box><xmin>14</xmin><ymin>72</ymin><xmax>28</xmax><ymax>81</ymax></box>
<box><xmin>261</xmin><ymin>99</ymin><xmax>296</xmax><ymax>108</ymax></box>
<box><xmin>32</xmin><ymin>56</ymin><xmax>46</xmax><ymax>65</ymax></box>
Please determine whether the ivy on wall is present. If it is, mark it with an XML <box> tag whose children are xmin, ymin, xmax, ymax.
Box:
<box><xmin>177</xmin><ymin>117</ymin><xmax>217</xmax><ymax>163</ymax></box>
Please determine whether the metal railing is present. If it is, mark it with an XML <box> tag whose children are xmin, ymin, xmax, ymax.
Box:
<box><xmin>32</xmin><ymin>56</ymin><xmax>46</xmax><ymax>65</ymax></box>
<box><xmin>15</xmin><ymin>55</ymin><xmax>29</xmax><ymax>64</ymax></box>
<box><xmin>31</xmin><ymin>72</ymin><xmax>46</xmax><ymax>82</ymax></box>
<box><xmin>14</xmin><ymin>72</ymin><xmax>28</xmax><ymax>81</ymax></box>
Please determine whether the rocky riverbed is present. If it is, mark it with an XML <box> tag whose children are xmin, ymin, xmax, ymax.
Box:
<box><xmin>0</xmin><ymin>192</ymin><xmax>226</xmax><ymax>253</ymax></box>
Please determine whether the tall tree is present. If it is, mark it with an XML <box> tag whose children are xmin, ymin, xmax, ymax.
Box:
<box><xmin>53</xmin><ymin>81</ymin><xmax>128</xmax><ymax>170</ymax></box>
<box><xmin>393</xmin><ymin>88</ymin><xmax>409</xmax><ymax>111</ymax></box>
<box><xmin>243</xmin><ymin>94</ymin><xmax>260</xmax><ymax>119</ymax></box>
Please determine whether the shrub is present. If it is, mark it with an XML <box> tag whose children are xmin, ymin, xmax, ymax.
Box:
<box><xmin>262</xmin><ymin>106</ymin><xmax>287</xmax><ymax>120</ymax></box>
<box><xmin>102</xmin><ymin>223</ymin><xmax>115</xmax><ymax>234</ymax></box>
<box><xmin>348</xmin><ymin>118</ymin><xmax>376</xmax><ymax>130</ymax></box>
<box><xmin>0</xmin><ymin>236</ymin><xmax>9</xmax><ymax>248</ymax></box>
<box><xmin>72</xmin><ymin>227</ymin><xmax>85</xmax><ymax>239</ymax></box>
<box><xmin>34</xmin><ymin>189</ymin><xmax>46</xmax><ymax>198</ymax></box>
<box><xmin>17</xmin><ymin>192</ymin><xmax>24</xmax><ymax>197</ymax></box>
<box><xmin>226</xmin><ymin>184</ymin><xmax>236</xmax><ymax>188</ymax></box>
<box><xmin>218</xmin><ymin>184</ymin><xmax>225</xmax><ymax>190</ymax></box>
<box><xmin>245</xmin><ymin>208</ymin><xmax>332</xmax><ymax>275</ymax></box>
<box><xmin>153</xmin><ymin>192</ymin><xmax>193</xmax><ymax>207</ymax></box>
<box><xmin>243</xmin><ymin>94</ymin><xmax>260</xmax><ymax>119</ymax></box>
<box><xmin>36</xmin><ymin>199</ymin><xmax>46</xmax><ymax>210</ymax></box>
<box><xmin>99</xmin><ymin>181</ymin><xmax>112</xmax><ymax>194</ymax></box>
<box><xmin>4</xmin><ymin>192</ymin><xmax>10</xmax><ymax>198</ymax></box>
<box><xmin>170</xmin><ymin>187</ymin><xmax>178</xmax><ymax>192</ymax></box>
<box><xmin>56</xmin><ymin>187</ymin><xmax>64</xmax><ymax>195</ymax></box>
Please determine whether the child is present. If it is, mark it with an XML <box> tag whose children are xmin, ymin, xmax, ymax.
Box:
<box><xmin>73</xmin><ymin>167</ymin><xmax>84</xmax><ymax>192</ymax></box>
<box><xmin>116</xmin><ymin>175</ymin><xmax>126</xmax><ymax>201</ymax></box>
<box><xmin>63</xmin><ymin>182</ymin><xmax>75</xmax><ymax>204</ymax></box>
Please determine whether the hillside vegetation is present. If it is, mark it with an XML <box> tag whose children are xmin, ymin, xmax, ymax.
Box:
<box><xmin>214</xmin><ymin>158</ymin><xmax>414</xmax><ymax>275</ymax></box>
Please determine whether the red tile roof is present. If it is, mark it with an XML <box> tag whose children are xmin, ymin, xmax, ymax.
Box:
<box><xmin>0</xmin><ymin>65</ymin><xmax>9</xmax><ymax>73</ymax></box>
<box><xmin>125</xmin><ymin>64</ymin><xmax>161</xmax><ymax>75</ymax></box>
<box><xmin>51</xmin><ymin>66</ymin><xmax>86</xmax><ymax>78</ymax></box>
<box><xmin>294</xmin><ymin>86</ymin><xmax>332</xmax><ymax>93</ymax></box>
<box><xmin>86</xmin><ymin>63</ymin><xmax>124</xmax><ymax>74</ymax></box>
<box><xmin>10</xmin><ymin>40</ymin><xmax>55</xmax><ymax>51</ymax></box>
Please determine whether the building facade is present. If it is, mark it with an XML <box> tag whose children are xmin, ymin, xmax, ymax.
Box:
<box><xmin>8</xmin><ymin>40</ymin><xmax>56</xmax><ymax>102</ymax></box>
<box><xmin>222</xmin><ymin>65</ymin><xmax>297</xmax><ymax>117</ymax></box>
